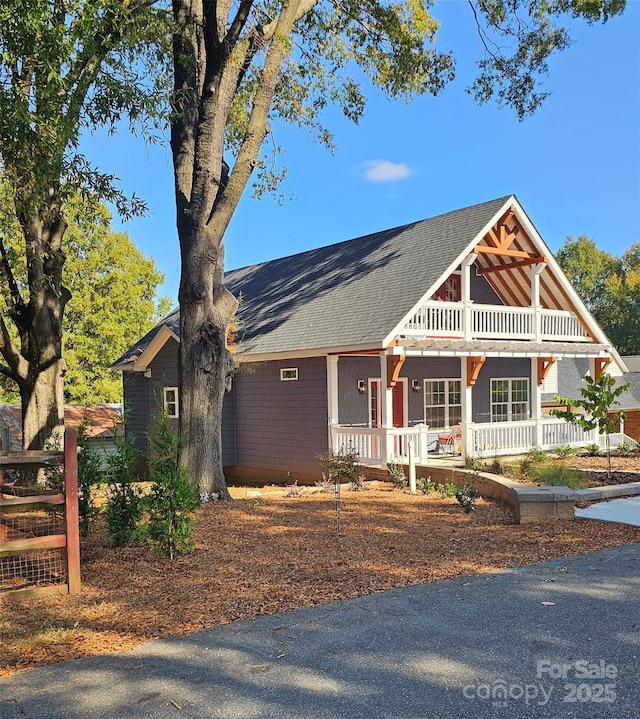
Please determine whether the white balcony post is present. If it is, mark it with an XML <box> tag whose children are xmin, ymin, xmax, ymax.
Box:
<box><xmin>461</xmin><ymin>253</ymin><xmax>476</xmax><ymax>339</ymax></box>
<box><xmin>418</xmin><ymin>423</ymin><xmax>429</xmax><ymax>464</ymax></box>
<box><xmin>531</xmin><ymin>263</ymin><xmax>546</xmax><ymax>342</ymax></box>
<box><xmin>326</xmin><ymin>355</ymin><xmax>339</xmax><ymax>450</ymax></box>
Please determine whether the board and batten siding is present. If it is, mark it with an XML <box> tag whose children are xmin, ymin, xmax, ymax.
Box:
<box><xmin>226</xmin><ymin>357</ymin><xmax>328</xmax><ymax>483</ymax></box>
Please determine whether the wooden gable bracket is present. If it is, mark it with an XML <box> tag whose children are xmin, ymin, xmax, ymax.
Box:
<box><xmin>466</xmin><ymin>356</ymin><xmax>485</xmax><ymax>387</ymax></box>
<box><xmin>537</xmin><ymin>357</ymin><xmax>556</xmax><ymax>385</ymax></box>
<box><xmin>594</xmin><ymin>357</ymin><xmax>612</xmax><ymax>381</ymax></box>
<box><xmin>386</xmin><ymin>352</ymin><xmax>405</xmax><ymax>388</ymax></box>
<box><xmin>475</xmin><ymin>206</ymin><xmax>541</xmax><ymax>261</ymax></box>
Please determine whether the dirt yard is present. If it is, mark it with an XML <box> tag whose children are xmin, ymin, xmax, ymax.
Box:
<box><xmin>2</xmin><ymin>479</ymin><xmax>639</xmax><ymax>678</ymax></box>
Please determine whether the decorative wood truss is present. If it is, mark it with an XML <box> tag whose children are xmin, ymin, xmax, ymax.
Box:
<box><xmin>386</xmin><ymin>351</ymin><xmax>405</xmax><ymax>388</ymax></box>
<box><xmin>474</xmin><ymin>206</ymin><xmax>547</xmax><ymax>272</ymax></box>
<box><xmin>466</xmin><ymin>356</ymin><xmax>485</xmax><ymax>387</ymax></box>
<box><xmin>594</xmin><ymin>357</ymin><xmax>612</xmax><ymax>381</ymax></box>
<box><xmin>537</xmin><ymin>357</ymin><xmax>556</xmax><ymax>385</ymax></box>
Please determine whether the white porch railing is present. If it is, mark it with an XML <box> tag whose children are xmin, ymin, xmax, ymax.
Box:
<box><xmin>466</xmin><ymin>418</ymin><xmax>598</xmax><ymax>458</ymax></box>
<box><xmin>402</xmin><ymin>301</ymin><xmax>589</xmax><ymax>342</ymax></box>
<box><xmin>331</xmin><ymin>424</ymin><xmax>430</xmax><ymax>466</ymax></box>
<box><xmin>331</xmin><ymin>417</ymin><xmax>607</xmax><ymax>468</ymax></box>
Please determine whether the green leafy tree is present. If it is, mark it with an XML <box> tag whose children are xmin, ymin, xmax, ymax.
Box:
<box><xmin>63</xmin><ymin>205</ymin><xmax>172</xmax><ymax>403</ymax></box>
<box><xmin>0</xmin><ymin>1</ymin><xmax>169</xmax><ymax>452</ymax></box>
<box><xmin>551</xmin><ymin>373</ymin><xmax>630</xmax><ymax>478</ymax></box>
<box><xmin>169</xmin><ymin>0</ymin><xmax>627</xmax><ymax>498</ymax></box>
<box><xmin>597</xmin><ymin>244</ymin><xmax>640</xmax><ymax>355</ymax></box>
<box><xmin>555</xmin><ymin>236</ymin><xmax>618</xmax><ymax>315</ymax></box>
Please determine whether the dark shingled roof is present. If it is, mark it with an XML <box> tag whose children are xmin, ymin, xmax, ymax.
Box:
<box><xmin>114</xmin><ymin>195</ymin><xmax>513</xmax><ymax>365</ymax></box>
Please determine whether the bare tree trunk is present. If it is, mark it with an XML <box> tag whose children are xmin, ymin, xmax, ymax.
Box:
<box><xmin>21</xmin><ymin>360</ymin><xmax>66</xmax><ymax>451</ymax></box>
<box><xmin>178</xmin><ymin>222</ymin><xmax>237</xmax><ymax>500</ymax></box>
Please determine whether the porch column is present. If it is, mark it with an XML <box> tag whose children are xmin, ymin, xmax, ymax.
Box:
<box><xmin>531</xmin><ymin>263</ymin><xmax>546</xmax><ymax>342</ymax></box>
<box><xmin>460</xmin><ymin>356</ymin><xmax>473</xmax><ymax>457</ymax></box>
<box><xmin>461</xmin><ymin>253</ymin><xmax>477</xmax><ymax>339</ymax></box>
<box><xmin>379</xmin><ymin>350</ymin><xmax>395</xmax><ymax>467</ymax></box>
<box><xmin>326</xmin><ymin>355</ymin><xmax>339</xmax><ymax>450</ymax></box>
<box><xmin>531</xmin><ymin>357</ymin><xmax>542</xmax><ymax>449</ymax></box>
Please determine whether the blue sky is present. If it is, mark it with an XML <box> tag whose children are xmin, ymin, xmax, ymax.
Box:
<box><xmin>85</xmin><ymin>0</ymin><xmax>640</xmax><ymax>303</ymax></box>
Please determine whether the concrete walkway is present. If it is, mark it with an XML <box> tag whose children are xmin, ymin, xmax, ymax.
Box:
<box><xmin>1</xmin><ymin>543</ymin><xmax>639</xmax><ymax>719</ymax></box>
<box><xmin>575</xmin><ymin>496</ymin><xmax>640</xmax><ymax>527</ymax></box>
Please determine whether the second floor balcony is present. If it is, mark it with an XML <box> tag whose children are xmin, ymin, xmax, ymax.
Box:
<box><xmin>401</xmin><ymin>300</ymin><xmax>590</xmax><ymax>343</ymax></box>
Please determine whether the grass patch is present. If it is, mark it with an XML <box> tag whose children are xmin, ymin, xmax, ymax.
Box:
<box><xmin>531</xmin><ymin>464</ymin><xmax>589</xmax><ymax>490</ymax></box>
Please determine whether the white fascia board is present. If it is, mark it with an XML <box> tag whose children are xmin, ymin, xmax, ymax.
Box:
<box><xmin>382</xmin><ymin>195</ymin><xmax>517</xmax><ymax>348</ymax></box>
<box><xmin>235</xmin><ymin>341</ymin><xmax>385</xmax><ymax>364</ymax></box>
<box><xmin>129</xmin><ymin>325</ymin><xmax>180</xmax><ymax>372</ymax></box>
<box><xmin>403</xmin><ymin>346</ymin><xmax>609</xmax><ymax>359</ymax></box>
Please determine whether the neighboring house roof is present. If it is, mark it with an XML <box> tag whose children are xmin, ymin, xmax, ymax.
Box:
<box><xmin>0</xmin><ymin>404</ymin><xmax>123</xmax><ymax>445</ymax></box>
<box><xmin>113</xmin><ymin>195</ymin><xmax>618</xmax><ymax>368</ymax></box>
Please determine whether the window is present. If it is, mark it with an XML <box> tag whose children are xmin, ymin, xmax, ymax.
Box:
<box><xmin>163</xmin><ymin>387</ymin><xmax>179</xmax><ymax>418</ymax></box>
<box><xmin>491</xmin><ymin>378</ymin><xmax>529</xmax><ymax>422</ymax></box>
<box><xmin>424</xmin><ymin>379</ymin><xmax>461</xmax><ymax>429</ymax></box>
<box><xmin>280</xmin><ymin>368</ymin><xmax>298</xmax><ymax>381</ymax></box>
<box><xmin>434</xmin><ymin>274</ymin><xmax>461</xmax><ymax>302</ymax></box>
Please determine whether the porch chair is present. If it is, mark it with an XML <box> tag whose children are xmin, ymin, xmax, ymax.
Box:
<box><xmin>438</xmin><ymin>425</ymin><xmax>462</xmax><ymax>455</ymax></box>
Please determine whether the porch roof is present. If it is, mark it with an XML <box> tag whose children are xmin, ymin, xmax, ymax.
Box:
<box><xmin>398</xmin><ymin>338</ymin><xmax>611</xmax><ymax>357</ymax></box>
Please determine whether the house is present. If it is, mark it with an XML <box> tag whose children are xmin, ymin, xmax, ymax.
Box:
<box><xmin>114</xmin><ymin>195</ymin><xmax>628</xmax><ymax>483</ymax></box>
<box><xmin>0</xmin><ymin>404</ymin><xmax>123</xmax><ymax>457</ymax></box>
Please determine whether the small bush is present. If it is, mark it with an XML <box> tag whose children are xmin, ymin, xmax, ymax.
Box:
<box><xmin>104</xmin><ymin>434</ymin><xmax>143</xmax><ymax>548</ymax></box>
<box><xmin>349</xmin><ymin>474</ymin><xmax>367</xmax><ymax>492</ymax></box>
<box><xmin>76</xmin><ymin>423</ymin><xmax>106</xmax><ymax>537</ymax></box>
<box><xmin>455</xmin><ymin>482</ymin><xmax>479</xmax><ymax>513</ymax></box>
<box><xmin>314</xmin><ymin>476</ymin><xmax>334</xmax><ymax>493</ymax></box>
<box><xmin>554</xmin><ymin>444</ymin><xmax>575</xmax><ymax>458</ymax></box>
<box><xmin>436</xmin><ymin>481</ymin><xmax>457</xmax><ymax>498</ymax></box>
<box><xmin>490</xmin><ymin>457</ymin><xmax>503</xmax><ymax>474</ymax></box>
<box><xmin>464</xmin><ymin>455</ymin><xmax>480</xmax><ymax>470</ymax></box>
<box><xmin>527</xmin><ymin>447</ymin><xmax>547</xmax><ymax>463</ymax></box>
<box><xmin>416</xmin><ymin>477</ymin><xmax>434</xmax><ymax>494</ymax></box>
<box><xmin>616</xmin><ymin>441</ymin><xmax>635</xmax><ymax>457</ymax></box>
<box><xmin>145</xmin><ymin>413</ymin><xmax>199</xmax><ymax>559</ymax></box>
<box><xmin>285</xmin><ymin>480</ymin><xmax>302</xmax><ymax>497</ymax></box>
<box><xmin>318</xmin><ymin>445</ymin><xmax>361</xmax><ymax>483</ymax></box>
<box><xmin>532</xmin><ymin>464</ymin><xmax>589</xmax><ymax>490</ymax></box>
<box><xmin>517</xmin><ymin>457</ymin><xmax>536</xmax><ymax>479</ymax></box>
<box><xmin>583</xmin><ymin>443</ymin><xmax>601</xmax><ymax>457</ymax></box>
<box><xmin>387</xmin><ymin>461</ymin><xmax>407</xmax><ymax>490</ymax></box>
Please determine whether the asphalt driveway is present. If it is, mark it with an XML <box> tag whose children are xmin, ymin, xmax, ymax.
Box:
<box><xmin>1</xmin><ymin>543</ymin><xmax>639</xmax><ymax>719</ymax></box>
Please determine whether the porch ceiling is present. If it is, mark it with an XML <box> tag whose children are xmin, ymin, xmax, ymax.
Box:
<box><xmin>397</xmin><ymin>338</ymin><xmax>610</xmax><ymax>358</ymax></box>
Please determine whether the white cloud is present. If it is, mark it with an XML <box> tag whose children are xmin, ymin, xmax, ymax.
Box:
<box><xmin>362</xmin><ymin>160</ymin><xmax>411</xmax><ymax>183</ymax></box>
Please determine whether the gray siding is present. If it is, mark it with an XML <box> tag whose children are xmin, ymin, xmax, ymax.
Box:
<box><xmin>470</xmin><ymin>268</ymin><xmax>503</xmax><ymax>304</ymax></box>
<box><xmin>232</xmin><ymin>357</ymin><xmax>328</xmax><ymax>479</ymax></box>
<box><xmin>123</xmin><ymin>371</ymin><xmax>150</xmax><ymax>462</ymax></box>
<box><xmin>222</xmin><ymin>386</ymin><xmax>236</xmax><ymax>466</ymax></box>
<box><xmin>338</xmin><ymin>356</ymin><xmax>379</xmax><ymax>426</ymax></box>
<box><xmin>472</xmin><ymin>357</ymin><xmax>532</xmax><ymax>423</ymax></box>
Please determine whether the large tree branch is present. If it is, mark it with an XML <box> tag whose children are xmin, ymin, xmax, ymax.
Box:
<box><xmin>0</xmin><ymin>235</ymin><xmax>27</xmax><ymax>334</ymax></box>
<box><xmin>210</xmin><ymin>0</ymin><xmax>317</xmax><ymax>235</ymax></box>
<box><xmin>0</xmin><ymin>313</ymin><xmax>29</xmax><ymax>383</ymax></box>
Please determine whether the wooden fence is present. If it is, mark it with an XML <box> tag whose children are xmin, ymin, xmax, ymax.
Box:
<box><xmin>0</xmin><ymin>429</ymin><xmax>80</xmax><ymax>599</ymax></box>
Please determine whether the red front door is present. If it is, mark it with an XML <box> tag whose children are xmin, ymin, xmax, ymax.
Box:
<box><xmin>370</xmin><ymin>379</ymin><xmax>405</xmax><ymax>428</ymax></box>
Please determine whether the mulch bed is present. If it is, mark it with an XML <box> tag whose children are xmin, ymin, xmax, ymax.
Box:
<box><xmin>2</xmin><ymin>483</ymin><xmax>639</xmax><ymax>678</ymax></box>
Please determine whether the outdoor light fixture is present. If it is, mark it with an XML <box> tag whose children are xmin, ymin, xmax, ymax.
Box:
<box><xmin>357</xmin><ymin>379</ymin><xmax>366</xmax><ymax>394</ymax></box>
<box><xmin>411</xmin><ymin>379</ymin><xmax>422</xmax><ymax>392</ymax></box>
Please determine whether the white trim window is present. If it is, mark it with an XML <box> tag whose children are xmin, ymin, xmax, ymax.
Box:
<box><xmin>424</xmin><ymin>379</ymin><xmax>461</xmax><ymax>430</ymax></box>
<box><xmin>280</xmin><ymin>368</ymin><xmax>298</xmax><ymax>381</ymax></box>
<box><xmin>491</xmin><ymin>378</ymin><xmax>529</xmax><ymax>422</ymax></box>
<box><xmin>163</xmin><ymin>387</ymin><xmax>179</xmax><ymax>418</ymax></box>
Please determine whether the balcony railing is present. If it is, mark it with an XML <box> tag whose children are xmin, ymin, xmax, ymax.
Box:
<box><xmin>402</xmin><ymin>301</ymin><xmax>589</xmax><ymax>342</ymax></box>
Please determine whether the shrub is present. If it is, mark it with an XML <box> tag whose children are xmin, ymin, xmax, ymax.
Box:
<box><xmin>455</xmin><ymin>482</ymin><xmax>479</xmax><ymax>513</ymax></box>
<box><xmin>532</xmin><ymin>464</ymin><xmax>589</xmax><ymax>490</ymax></box>
<box><xmin>145</xmin><ymin>413</ymin><xmax>199</xmax><ymax>559</ymax></box>
<box><xmin>583</xmin><ymin>443</ymin><xmax>601</xmax><ymax>457</ymax></box>
<box><xmin>527</xmin><ymin>447</ymin><xmax>547</xmax><ymax>463</ymax></box>
<box><xmin>387</xmin><ymin>461</ymin><xmax>407</xmax><ymax>490</ymax></box>
<box><xmin>436</xmin><ymin>481</ymin><xmax>457</xmax><ymax>498</ymax></box>
<box><xmin>285</xmin><ymin>480</ymin><xmax>302</xmax><ymax>497</ymax></box>
<box><xmin>318</xmin><ymin>445</ymin><xmax>361</xmax><ymax>484</ymax></box>
<box><xmin>349</xmin><ymin>474</ymin><xmax>367</xmax><ymax>492</ymax></box>
<box><xmin>76</xmin><ymin>423</ymin><xmax>106</xmax><ymax>537</ymax></box>
<box><xmin>616</xmin><ymin>441</ymin><xmax>635</xmax><ymax>457</ymax></box>
<box><xmin>554</xmin><ymin>444</ymin><xmax>575</xmax><ymax>458</ymax></box>
<box><xmin>517</xmin><ymin>457</ymin><xmax>536</xmax><ymax>479</ymax></box>
<box><xmin>416</xmin><ymin>477</ymin><xmax>434</xmax><ymax>494</ymax></box>
<box><xmin>490</xmin><ymin>457</ymin><xmax>503</xmax><ymax>474</ymax></box>
<box><xmin>104</xmin><ymin>433</ymin><xmax>143</xmax><ymax>548</ymax></box>
<box><xmin>314</xmin><ymin>476</ymin><xmax>334</xmax><ymax>493</ymax></box>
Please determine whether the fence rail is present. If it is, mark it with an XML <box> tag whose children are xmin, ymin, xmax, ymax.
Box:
<box><xmin>0</xmin><ymin>429</ymin><xmax>80</xmax><ymax>599</ymax></box>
